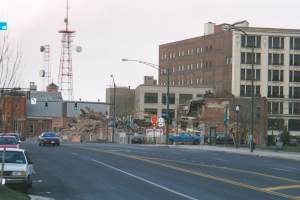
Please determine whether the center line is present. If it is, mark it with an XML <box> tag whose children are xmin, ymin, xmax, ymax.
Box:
<box><xmin>91</xmin><ymin>158</ymin><xmax>199</xmax><ymax>200</ymax></box>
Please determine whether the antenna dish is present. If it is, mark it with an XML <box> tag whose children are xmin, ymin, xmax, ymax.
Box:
<box><xmin>40</xmin><ymin>46</ymin><xmax>45</xmax><ymax>52</ymax></box>
<box><xmin>76</xmin><ymin>46</ymin><xmax>82</xmax><ymax>53</ymax></box>
<box><xmin>39</xmin><ymin>69</ymin><xmax>46</xmax><ymax>77</ymax></box>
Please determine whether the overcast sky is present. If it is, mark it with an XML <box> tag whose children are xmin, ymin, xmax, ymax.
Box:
<box><xmin>1</xmin><ymin>0</ymin><xmax>300</xmax><ymax>101</ymax></box>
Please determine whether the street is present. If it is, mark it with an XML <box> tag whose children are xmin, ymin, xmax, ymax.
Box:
<box><xmin>22</xmin><ymin>143</ymin><xmax>300</xmax><ymax>200</ymax></box>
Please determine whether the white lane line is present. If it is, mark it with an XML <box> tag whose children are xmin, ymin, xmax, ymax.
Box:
<box><xmin>214</xmin><ymin>158</ymin><xmax>228</xmax><ymax>162</ymax></box>
<box><xmin>91</xmin><ymin>159</ymin><xmax>199</xmax><ymax>200</ymax></box>
<box><xmin>272</xmin><ymin>168</ymin><xmax>291</xmax><ymax>172</ymax></box>
<box><xmin>282</xmin><ymin>166</ymin><xmax>299</xmax><ymax>171</ymax></box>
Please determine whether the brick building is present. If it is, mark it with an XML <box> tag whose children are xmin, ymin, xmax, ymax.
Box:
<box><xmin>159</xmin><ymin>21</ymin><xmax>300</xmax><ymax>137</ymax></box>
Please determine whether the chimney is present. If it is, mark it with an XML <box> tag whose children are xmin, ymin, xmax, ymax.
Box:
<box><xmin>29</xmin><ymin>82</ymin><xmax>37</xmax><ymax>91</ymax></box>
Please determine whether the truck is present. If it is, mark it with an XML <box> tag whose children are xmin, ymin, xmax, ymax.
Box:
<box><xmin>168</xmin><ymin>132</ymin><xmax>201</xmax><ymax>145</ymax></box>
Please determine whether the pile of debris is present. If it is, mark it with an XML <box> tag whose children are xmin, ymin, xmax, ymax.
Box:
<box><xmin>62</xmin><ymin>108</ymin><xmax>108</xmax><ymax>138</ymax></box>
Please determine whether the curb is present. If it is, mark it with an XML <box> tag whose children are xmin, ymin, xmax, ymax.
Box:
<box><xmin>142</xmin><ymin>144</ymin><xmax>300</xmax><ymax>161</ymax></box>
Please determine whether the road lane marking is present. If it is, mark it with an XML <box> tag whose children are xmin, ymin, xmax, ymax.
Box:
<box><xmin>72</xmin><ymin>146</ymin><xmax>298</xmax><ymax>200</ymax></box>
<box><xmin>90</xmin><ymin>158</ymin><xmax>199</xmax><ymax>200</ymax></box>
<box><xmin>272</xmin><ymin>168</ymin><xmax>292</xmax><ymax>172</ymax></box>
<box><xmin>263</xmin><ymin>185</ymin><xmax>300</xmax><ymax>191</ymax></box>
<box><xmin>214</xmin><ymin>158</ymin><xmax>228</xmax><ymax>162</ymax></box>
<box><xmin>143</xmin><ymin>157</ymin><xmax>300</xmax><ymax>184</ymax></box>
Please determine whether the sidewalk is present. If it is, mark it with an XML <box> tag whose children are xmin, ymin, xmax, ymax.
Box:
<box><xmin>145</xmin><ymin>144</ymin><xmax>300</xmax><ymax>161</ymax></box>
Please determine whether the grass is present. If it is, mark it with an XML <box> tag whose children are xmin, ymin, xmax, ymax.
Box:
<box><xmin>0</xmin><ymin>186</ymin><xmax>30</xmax><ymax>200</ymax></box>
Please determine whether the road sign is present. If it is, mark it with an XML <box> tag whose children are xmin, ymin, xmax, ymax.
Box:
<box><xmin>0</xmin><ymin>22</ymin><xmax>7</xmax><ymax>30</ymax></box>
<box><xmin>30</xmin><ymin>98</ymin><xmax>37</xmax><ymax>105</ymax></box>
<box><xmin>158</xmin><ymin>117</ymin><xmax>165</xmax><ymax>127</ymax></box>
<box><xmin>151</xmin><ymin>115</ymin><xmax>157</xmax><ymax>125</ymax></box>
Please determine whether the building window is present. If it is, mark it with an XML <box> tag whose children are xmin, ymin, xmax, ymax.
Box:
<box><xmin>290</xmin><ymin>37</ymin><xmax>300</xmax><ymax>50</ymax></box>
<box><xmin>144</xmin><ymin>108</ymin><xmax>157</xmax><ymax>116</ymax></box>
<box><xmin>241</xmin><ymin>35</ymin><xmax>261</xmax><ymax>48</ymax></box>
<box><xmin>269</xmin><ymin>102</ymin><xmax>283</xmax><ymax>114</ymax></box>
<box><xmin>289</xmin><ymin>54</ymin><xmax>300</xmax><ymax>66</ymax></box>
<box><xmin>268</xmin><ymin>86</ymin><xmax>284</xmax><ymax>98</ymax></box>
<box><xmin>162</xmin><ymin>93</ymin><xmax>175</xmax><ymax>105</ymax></box>
<box><xmin>289</xmin><ymin>102</ymin><xmax>300</xmax><ymax>115</ymax></box>
<box><xmin>179</xmin><ymin>94</ymin><xmax>193</xmax><ymax>104</ymax></box>
<box><xmin>241</xmin><ymin>69</ymin><xmax>260</xmax><ymax>81</ymax></box>
<box><xmin>241</xmin><ymin>69</ymin><xmax>245</xmax><ymax>80</ymax></box>
<box><xmin>144</xmin><ymin>93</ymin><xmax>158</xmax><ymax>104</ymax></box>
<box><xmin>269</xmin><ymin>36</ymin><xmax>284</xmax><ymax>49</ymax></box>
<box><xmin>289</xmin><ymin>87</ymin><xmax>300</xmax><ymax>99</ymax></box>
<box><xmin>268</xmin><ymin>54</ymin><xmax>284</xmax><ymax>65</ymax></box>
<box><xmin>288</xmin><ymin>119</ymin><xmax>300</xmax><ymax>131</ymax></box>
<box><xmin>240</xmin><ymin>85</ymin><xmax>245</xmax><ymax>96</ymax></box>
<box><xmin>241</xmin><ymin>52</ymin><xmax>261</xmax><ymax>64</ymax></box>
<box><xmin>268</xmin><ymin>70</ymin><xmax>284</xmax><ymax>82</ymax></box>
<box><xmin>289</xmin><ymin>70</ymin><xmax>300</xmax><ymax>82</ymax></box>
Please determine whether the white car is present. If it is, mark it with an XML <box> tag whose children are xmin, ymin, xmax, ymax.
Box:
<box><xmin>0</xmin><ymin>148</ymin><xmax>34</xmax><ymax>191</ymax></box>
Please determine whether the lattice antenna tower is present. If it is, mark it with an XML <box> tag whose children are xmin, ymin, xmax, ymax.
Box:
<box><xmin>40</xmin><ymin>44</ymin><xmax>51</xmax><ymax>90</ymax></box>
<box><xmin>58</xmin><ymin>0</ymin><xmax>75</xmax><ymax>100</ymax></box>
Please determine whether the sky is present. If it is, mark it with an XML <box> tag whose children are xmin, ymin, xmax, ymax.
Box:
<box><xmin>1</xmin><ymin>0</ymin><xmax>300</xmax><ymax>101</ymax></box>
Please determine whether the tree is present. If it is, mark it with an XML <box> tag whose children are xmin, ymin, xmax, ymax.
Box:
<box><xmin>0</xmin><ymin>34</ymin><xmax>22</xmax><ymax>90</ymax></box>
<box><xmin>281</xmin><ymin>125</ymin><xmax>290</xmax><ymax>146</ymax></box>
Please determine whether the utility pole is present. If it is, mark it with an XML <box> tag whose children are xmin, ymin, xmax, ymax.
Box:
<box><xmin>166</xmin><ymin>67</ymin><xmax>170</xmax><ymax>145</ymax></box>
<box><xmin>111</xmin><ymin>75</ymin><xmax>116</xmax><ymax>143</ymax></box>
<box><xmin>223</xmin><ymin>23</ymin><xmax>255</xmax><ymax>152</ymax></box>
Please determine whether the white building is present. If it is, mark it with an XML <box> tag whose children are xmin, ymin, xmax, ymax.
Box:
<box><xmin>231</xmin><ymin>23</ymin><xmax>300</xmax><ymax>136</ymax></box>
<box><xmin>134</xmin><ymin>76</ymin><xmax>213</xmax><ymax>122</ymax></box>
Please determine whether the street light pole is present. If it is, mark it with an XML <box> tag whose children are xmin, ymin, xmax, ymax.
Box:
<box><xmin>235</xmin><ymin>105</ymin><xmax>240</xmax><ymax>148</ymax></box>
<box><xmin>223</xmin><ymin>23</ymin><xmax>255</xmax><ymax>152</ymax></box>
<box><xmin>121</xmin><ymin>58</ymin><xmax>170</xmax><ymax>144</ymax></box>
<box><xmin>110</xmin><ymin>74</ymin><xmax>116</xmax><ymax>143</ymax></box>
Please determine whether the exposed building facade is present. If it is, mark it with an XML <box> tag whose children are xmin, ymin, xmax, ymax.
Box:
<box><xmin>134</xmin><ymin>76</ymin><xmax>213</xmax><ymax>123</ymax></box>
<box><xmin>159</xmin><ymin>21</ymin><xmax>300</xmax><ymax>136</ymax></box>
<box><xmin>106</xmin><ymin>86</ymin><xmax>135</xmax><ymax>118</ymax></box>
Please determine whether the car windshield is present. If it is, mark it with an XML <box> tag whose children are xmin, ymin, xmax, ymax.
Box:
<box><xmin>0</xmin><ymin>151</ymin><xmax>26</xmax><ymax>164</ymax></box>
<box><xmin>43</xmin><ymin>133</ymin><xmax>57</xmax><ymax>137</ymax></box>
<box><xmin>0</xmin><ymin>137</ymin><xmax>17</xmax><ymax>145</ymax></box>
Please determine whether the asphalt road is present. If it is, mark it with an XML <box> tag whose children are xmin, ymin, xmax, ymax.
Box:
<box><xmin>20</xmin><ymin>143</ymin><xmax>300</xmax><ymax>200</ymax></box>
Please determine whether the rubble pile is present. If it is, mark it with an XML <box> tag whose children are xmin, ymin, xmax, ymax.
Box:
<box><xmin>62</xmin><ymin>108</ymin><xmax>107</xmax><ymax>137</ymax></box>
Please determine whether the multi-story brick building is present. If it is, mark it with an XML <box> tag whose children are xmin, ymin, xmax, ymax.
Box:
<box><xmin>159</xmin><ymin>21</ymin><xmax>300</xmax><ymax>137</ymax></box>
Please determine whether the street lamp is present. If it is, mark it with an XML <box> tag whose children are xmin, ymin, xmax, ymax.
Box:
<box><xmin>110</xmin><ymin>74</ymin><xmax>116</xmax><ymax>143</ymax></box>
<box><xmin>121</xmin><ymin>58</ymin><xmax>170</xmax><ymax>144</ymax></box>
<box><xmin>235</xmin><ymin>105</ymin><xmax>240</xmax><ymax>148</ymax></box>
<box><xmin>223</xmin><ymin>23</ymin><xmax>255</xmax><ymax>152</ymax></box>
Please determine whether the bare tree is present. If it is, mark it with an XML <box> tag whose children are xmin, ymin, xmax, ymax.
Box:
<box><xmin>0</xmin><ymin>34</ymin><xmax>22</xmax><ymax>89</ymax></box>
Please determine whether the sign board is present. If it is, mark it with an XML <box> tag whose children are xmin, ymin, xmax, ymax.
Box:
<box><xmin>151</xmin><ymin>115</ymin><xmax>157</xmax><ymax>126</ymax></box>
<box><xmin>158</xmin><ymin>117</ymin><xmax>165</xmax><ymax>127</ymax></box>
<box><xmin>30</xmin><ymin>98</ymin><xmax>37</xmax><ymax>105</ymax></box>
<box><xmin>0</xmin><ymin>22</ymin><xmax>7</xmax><ymax>30</ymax></box>
<box><xmin>0</xmin><ymin>177</ymin><xmax>5</xmax><ymax>185</ymax></box>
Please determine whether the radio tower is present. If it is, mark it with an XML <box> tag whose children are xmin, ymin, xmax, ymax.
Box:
<box><xmin>58</xmin><ymin>0</ymin><xmax>75</xmax><ymax>100</ymax></box>
<box><xmin>40</xmin><ymin>44</ymin><xmax>51</xmax><ymax>90</ymax></box>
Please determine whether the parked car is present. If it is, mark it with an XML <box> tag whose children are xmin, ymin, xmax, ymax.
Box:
<box><xmin>0</xmin><ymin>136</ymin><xmax>20</xmax><ymax>148</ymax></box>
<box><xmin>131</xmin><ymin>133</ymin><xmax>145</xmax><ymax>144</ymax></box>
<box><xmin>216</xmin><ymin>134</ymin><xmax>234</xmax><ymax>145</ymax></box>
<box><xmin>169</xmin><ymin>133</ymin><xmax>201</xmax><ymax>145</ymax></box>
<box><xmin>0</xmin><ymin>148</ymin><xmax>34</xmax><ymax>191</ymax></box>
<box><xmin>38</xmin><ymin>132</ymin><xmax>60</xmax><ymax>146</ymax></box>
<box><xmin>2</xmin><ymin>133</ymin><xmax>22</xmax><ymax>144</ymax></box>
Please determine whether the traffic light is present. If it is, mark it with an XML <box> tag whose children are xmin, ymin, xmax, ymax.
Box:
<box><xmin>74</xmin><ymin>102</ymin><xmax>78</xmax><ymax>110</ymax></box>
